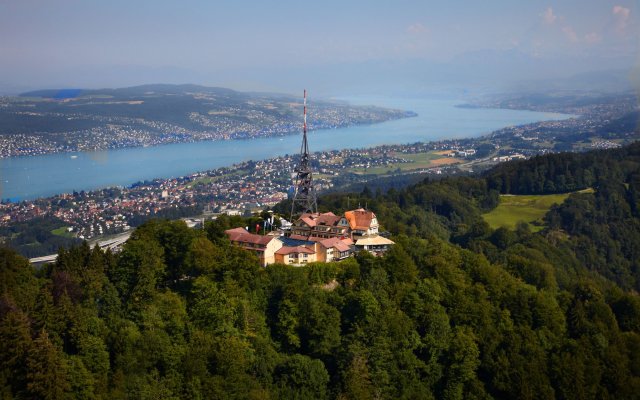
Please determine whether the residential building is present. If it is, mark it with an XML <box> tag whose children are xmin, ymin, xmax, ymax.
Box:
<box><xmin>355</xmin><ymin>235</ymin><xmax>395</xmax><ymax>256</ymax></box>
<box><xmin>343</xmin><ymin>208</ymin><xmax>379</xmax><ymax>239</ymax></box>
<box><xmin>290</xmin><ymin>211</ymin><xmax>349</xmax><ymax>239</ymax></box>
<box><xmin>290</xmin><ymin>208</ymin><xmax>380</xmax><ymax>241</ymax></box>
<box><xmin>225</xmin><ymin>207</ymin><xmax>392</xmax><ymax>266</ymax></box>
<box><xmin>275</xmin><ymin>245</ymin><xmax>317</xmax><ymax>265</ymax></box>
<box><xmin>224</xmin><ymin>227</ymin><xmax>283</xmax><ymax>267</ymax></box>
<box><xmin>317</xmin><ymin>237</ymin><xmax>353</xmax><ymax>262</ymax></box>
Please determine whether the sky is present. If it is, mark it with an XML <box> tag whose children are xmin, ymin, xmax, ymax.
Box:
<box><xmin>0</xmin><ymin>0</ymin><xmax>638</xmax><ymax>94</ymax></box>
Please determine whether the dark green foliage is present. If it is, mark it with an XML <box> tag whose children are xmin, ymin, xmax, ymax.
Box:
<box><xmin>2</xmin><ymin>143</ymin><xmax>640</xmax><ymax>398</ymax></box>
<box><xmin>486</xmin><ymin>141</ymin><xmax>640</xmax><ymax>195</ymax></box>
<box><xmin>26</xmin><ymin>329</ymin><xmax>71</xmax><ymax>400</ymax></box>
<box><xmin>127</xmin><ymin>205</ymin><xmax>202</xmax><ymax>227</ymax></box>
<box><xmin>274</xmin><ymin>354</ymin><xmax>330</xmax><ymax>399</ymax></box>
<box><xmin>0</xmin><ymin>216</ymin><xmax>82</xmax><ymax>258</ymax></box>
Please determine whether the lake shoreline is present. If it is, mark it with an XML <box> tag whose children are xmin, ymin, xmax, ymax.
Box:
<box><xmin>0</xmin><ymin>97</ymin><xmax>572</xmax><ymax>201</ymax></box>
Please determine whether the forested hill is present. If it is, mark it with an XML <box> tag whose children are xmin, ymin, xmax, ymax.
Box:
<box><xmin>485</xmin><ymin>141</ymin><xmax>640</xmax><ymax>290</ymax></box>
<box><xmin>2</xmin><ymin>143</ymin><xmax>640</xmax><ymax>399</ymax></box>
<box><xmin>485</xmin><ymin>141</ymin><xmax>640</xmax><ymax>195</ymax></box>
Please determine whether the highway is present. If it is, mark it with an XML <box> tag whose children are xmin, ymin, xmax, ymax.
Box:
<box><xmin>29</xmin><ymin>231</ymin><xmax>132</xmax><ymax>265</ymax></box>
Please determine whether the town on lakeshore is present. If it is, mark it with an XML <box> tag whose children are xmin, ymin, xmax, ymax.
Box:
<box><xmin>0</xmin><ymin>85</ymin><xmax>412</xmax><ymax>158</ymax></box>
<box><xmin>1</xmin><ymin>90</ymin><xmax>638</xmax><ymax>259</ymax></box>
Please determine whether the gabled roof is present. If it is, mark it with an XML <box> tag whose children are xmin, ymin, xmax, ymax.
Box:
<box><xmin>319</xmin><ymin>237</ymin><xmax>353</xmax><ymax>252</ymax></box>
<box><xmin>296</xmin><ymin>212</ymin><xmax>341</xmax><ymax>228</ymax></box>
<box><xmin>315</xmin><ymin>212</ymin><xmax>341</xmax><ymax>226</ymax></box>
<box><xmin>341</xmin><ymin>237</ymin><xmax>354</xmax><ymax>246</ymax></box>
<box><xmin>225</xmin><ymin>228</ymin><xmax>275</xmax><ymax>246</ymax></box>
<box><xmin>334</xmin><ymin>242</ymin><xmax>351</xmax><ymax>252</ymax></box>
<box><xmin>225</xmin><ymin>227</ymin><xmax>248</xmax><ymax>234</ymax></box>
<box><xmin>299</xmin><ymin>216</ymin><xmax>316</xmax><ymax>228</ymax></box>
<box><xmin>276</xmin><ymin>245</ymin><xmax>315</xmax><ymax>255</ymax></box>
<box><xmin>344</xmin><ymin>208</ymin><xmax>377</xmax><ymax>230</ymax></box>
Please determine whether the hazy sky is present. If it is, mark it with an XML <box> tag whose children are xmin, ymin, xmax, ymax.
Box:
<box><xmin>1</xmin><ymin>0</ymin><xmax>638</xmax><ymax>93</ymax></box>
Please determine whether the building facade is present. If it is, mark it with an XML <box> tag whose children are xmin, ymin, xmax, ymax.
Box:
<box><xmin>224</xmin><ymin>228</ymin><xmax>283</xmax><ymax>267</ymax></box>
<box><xmin>225</xmin><ymin>208</ymin><xmax>393</xmax><ymax>266</ymax></box>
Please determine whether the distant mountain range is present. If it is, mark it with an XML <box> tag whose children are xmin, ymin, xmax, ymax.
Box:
<box><xmin>2</xmin><ymin>49</ymin><xmax>634</xmax><ymax>97</ymax></box>
<box><xmin>20</xmin><ymin>84</ymin><xmax>241</xmax><ymax>99</ymax></box>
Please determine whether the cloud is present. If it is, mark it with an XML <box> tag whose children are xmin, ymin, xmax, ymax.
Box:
<box><xmin>400</xmin><ymin>23</ymin><xmax>432</xmax><ymax>57</ymax></box>
<box><xmin>406</xmin><ymin>23</ymin><xmax>428</xmax><ymax>35</ymax></box>
<box><xmin>584</xmin><ymin>32</ymin><xmax>602</xmax><ymax>45</ymax></box>
<box><xmin>541</xmin><ymin>7</ymin><xmax>557</xmax><ymax>25</ymax></box>
<box><xmin>612</xmin><ymin>5</ymin><xmax>631</xmax><ymax>33</ymax></box>
<box><xmin>562</xmin><ymin>26</ymin><xmax>578</xmax><ymax>43</ymax></box>
<box><xmin>613</xmin><ymin>5</ymin><xmax>630</xmax><ymax>18</ymax></box>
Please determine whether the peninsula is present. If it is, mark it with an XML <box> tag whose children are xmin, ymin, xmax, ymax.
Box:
<box><xmin>0</xmin><ymin>84</ymin><xmax>414</xmax><ymax>158</ymax></box>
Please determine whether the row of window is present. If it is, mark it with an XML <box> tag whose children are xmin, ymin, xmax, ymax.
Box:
<box><xmin>288</xmin><ymin>253</ymin><xmax>309</xmax><ymax>259</ymax></box>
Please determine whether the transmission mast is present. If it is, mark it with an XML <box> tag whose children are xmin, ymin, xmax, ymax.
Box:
<box><xmin>290</xmin><ymin>89</ymin><xmax>318</xmax><ymax>220</ymax></box>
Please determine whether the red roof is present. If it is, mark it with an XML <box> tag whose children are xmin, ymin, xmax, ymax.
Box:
<box><xmin>225</xmin><ymin>227</ymin><xmax>249</xmax><ymax>234</ymax></box>
<box><xmin>341</xmin><ymin>237</ymin><xmax>354</xmax><ymax>246</ymax></box>
<box><xmin>299</xmin><ymin>216</ymin><xmax>316</xmax><ymax>227</ymax></box>
<box><xmin>319</xmin><ymin>237</ymin><xmax>352</xmax><ymax>252</ymax></box>
<box><xmin>225</xmin><ymin>228</ymin><xmax>275</xmax><ymax>246</ymax></box>
<box><xmin>316</xmin><ymin>212</ymin><xmax>340</xmax><ymax>226</ymax></box>
<box><xmin>290</xmin><ymin>234</ymin><xmax>326</xmax><ymax>243</ymax></box>
<box><xmin>275</xmin><ymin>245</ymin><xmax>315</xmax><ymax>255</ymax></box>
<box><xmin>297</xmin><ymin>212</ymin><xmax>341</xmax><ymax>228</ymax></box>
<box><xmin>344</xmin><ymin>208</ymin><xmax>377</xmax><ymax>230</ymax></box>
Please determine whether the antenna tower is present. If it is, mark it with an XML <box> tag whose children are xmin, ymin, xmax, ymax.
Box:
<box><xmin>290</xmin><ymin>89</ymin><xmax>318</xmax><ymax>220</ymax></box>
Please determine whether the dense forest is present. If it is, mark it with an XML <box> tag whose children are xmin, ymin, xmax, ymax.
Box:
<box><xmin>0</xmin><ymin>216</ymin><xmax>82</xmax><ymax>258</ymax></box>
<box><xmin>2</xmin><ymin>142</ymin><xmax>640</xmax><ymax>399</ymax></box>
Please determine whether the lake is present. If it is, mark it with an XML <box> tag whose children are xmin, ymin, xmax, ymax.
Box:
<box><xmin>0</xmin><ymin>96</ymin><xmax>572</xmax><ymax>201</ymax></box>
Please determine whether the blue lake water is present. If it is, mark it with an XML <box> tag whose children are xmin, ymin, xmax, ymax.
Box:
<box><xmin>0</xmin><ymin>97</ymin><xmax>572</xmax><ymax>201</ymax></box>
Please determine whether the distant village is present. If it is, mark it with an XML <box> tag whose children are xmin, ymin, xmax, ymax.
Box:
<box><xmin>0</xmin><ymin>93</ymin><xmax>409</xmax><ymax>158</ymax></box>
<box><xmin>0</xmin><ymin>140</ymin><xmax>472</xmax><ymax>240</ymax></box>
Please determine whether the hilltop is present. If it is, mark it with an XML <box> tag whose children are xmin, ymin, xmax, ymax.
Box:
<box><xmin>2</xmin><ymin>141</ymin><xmax>639</xmax><ymax>398</ymax></box>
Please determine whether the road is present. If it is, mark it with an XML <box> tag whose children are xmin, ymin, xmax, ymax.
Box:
<box><xmin>29</xmin><ymin>231</ymin><xmax>132</xmax><ymax>265</ymax></box>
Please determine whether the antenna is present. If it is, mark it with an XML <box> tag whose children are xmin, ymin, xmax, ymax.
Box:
<box><xmin>300</xmin><ymin>89</ymin><xmax>309</xmax><ymax>155</ymax></box>
<box><xmin>290</xmin><ymin>89</ymin><xmax>318</xmax><ymax>221</ymax></box>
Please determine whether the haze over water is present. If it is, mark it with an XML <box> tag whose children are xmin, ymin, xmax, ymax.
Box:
<box><xmin>1</xmin><ymin>97</ymin><xmax>571</xmax><ymax>201</ymax></box>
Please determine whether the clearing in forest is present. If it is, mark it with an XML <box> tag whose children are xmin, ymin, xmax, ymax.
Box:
<box><xmin>482</xmin><ymin>189</ymin><xmax>593</xmax><ymax>232</ymax></box>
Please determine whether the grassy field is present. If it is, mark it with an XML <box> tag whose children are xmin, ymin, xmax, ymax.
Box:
<box><xmin>482</xmin><ymin>190</ymin><xmax>593</xmax><ymax>232</ymax></box>
<box><xmin>348</xmin><ymin>151</ymin><xmax>462</xmax><ymax>175</ymax></box>
<box><xmin>187</xmin><ymin>169</ymin><xmax>248</xmax><ymax>188</ymax></box>
<box><xmin>51</xmin><ymin>226</ymin><xmax>75</xmax><ymax>238</ymax></box>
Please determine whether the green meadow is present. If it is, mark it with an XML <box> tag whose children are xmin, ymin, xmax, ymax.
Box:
<box><xmin>482</xmin><ymin>190</ymin><xmax>593</xmax><ymax>232</ymax></box>
<box><xmin>348</xmin><ymin>151</ymin><xmax>461</xmax><ymax>175</ymax></box>
<box><xmin>51</xmin><ymin>226</ymin><xmax>75</xmax><ymax>238</ymax></box>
